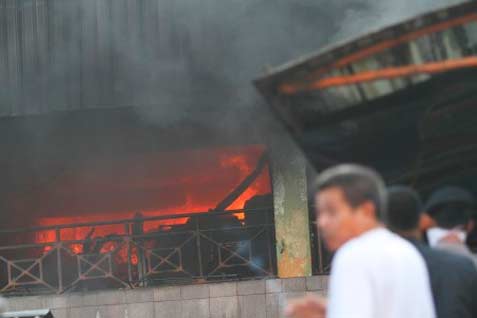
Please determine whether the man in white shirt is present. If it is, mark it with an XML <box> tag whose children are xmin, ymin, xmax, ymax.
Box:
<box><xmin>285</xmin><ymin>164</ymin><xmax>435</xmax><ymax>318</ymax></box>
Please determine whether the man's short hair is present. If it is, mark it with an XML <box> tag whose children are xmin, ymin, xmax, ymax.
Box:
<box><xmin>425</xmin><ymin>186</ymin><xmax>475</xmax><ymax>229</ymax></box>
<box><xmin>430</xmin><ymin>203</ymin><xmax>473</xmax><ymax>229</ymax></box>
<box><xmin>387</xmin><ymin>186</ymin><xmax>422</xmax><ymax>232</ymax></box>
<box><xmin>314</xmin><ymin>164</ymin><xmax>387</xmax><ymax>221</ymax></box>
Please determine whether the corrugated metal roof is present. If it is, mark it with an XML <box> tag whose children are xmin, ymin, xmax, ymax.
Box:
<box><xmin>253</xmin><ymin>1</ymin><xmax>477</xmax><ymax>191</ymax></box>
<box><xmin>255</xmin><ymin>1</ymin><xmax>477</xmax><ymax>116</ymax></box>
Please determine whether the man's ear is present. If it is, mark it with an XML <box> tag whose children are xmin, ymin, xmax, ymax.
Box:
<box><xmin>360</xmin><ymin>201</ymin><xmax>377</xmax><ymax>219</ymax></box>
<box><xmin>466</xmin><ymin>219</ymin><xmax>475</xmax><ymax>233</ymax></box>
<box><xmin>419</xmin><ymin>212</ymin><xmax>436</xmax><ymax>231</ymax></box>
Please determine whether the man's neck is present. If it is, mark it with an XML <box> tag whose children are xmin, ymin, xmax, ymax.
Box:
<box><xmin>396</xmin><ymin>229</ymin><xmax>421</xmax><ymax>241</ymax></box>
<box><xmin>355</xmin><ymin>222</ymin><xmax>382</xmax><ymax>237</ymax></box>
<box><xmin>427</xmin><ymin>227</ymin><xmax>467</xmax><ymax>247</ymax></box>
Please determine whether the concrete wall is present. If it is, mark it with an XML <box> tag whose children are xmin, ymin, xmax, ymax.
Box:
<box><xmin>270</xmin><ymin>135</ymin><xmax>312</xmax><ymax>278</ymax></box>
<box><xmin>4</xmin><ymin>276</ymin><xmax>328</xmax><ymax>318</ymax></box>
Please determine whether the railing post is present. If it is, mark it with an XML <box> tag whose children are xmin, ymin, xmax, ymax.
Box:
<box><xmin>264</xmin><ymin>209</ymin><xmax>274</xmax><ymax>275</ymax></box>
<box><xmin>55</xmin><ymin>227</ymin><xmax>63</xmax><ymax>293</ymax></box>
<box><xmin>195</xmin><ymin>217</ymin><xmax>204</xmax><ymax>279</ymax></box>
<box><xmin>132</xmin><ymin>213</ymin><xmax>146</xmax><ymax>287</ymax></box>
<box><xmin>316</xmin><ymin>227</ymin><xmax>324</xmax><ymax>274</ymax></box>
<box><xmin>125</xmin><ymin>224</ymin><xmax>133</xmax><ymax>286</ymax></box>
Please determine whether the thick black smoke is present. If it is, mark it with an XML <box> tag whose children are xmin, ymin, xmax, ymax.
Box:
<box><xmin>0</xmin><ymin>0</ymin><xmax>468</xmax><ymax>226</ymax></box>
<box><xmin>0</xmin><ymin>0</ymin><xmax>467</xmax><ymax>122</ymax></box>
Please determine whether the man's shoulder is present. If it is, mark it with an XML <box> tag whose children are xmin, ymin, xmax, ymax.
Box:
<box><xmin>435</xmin><ymin>243</ymin><xmax>477</xmax><ymax>268</ymax></box>
<box><xmin>419</xmin><ymin>243</ymin><xmax>476</xmax><ymax>271</ymax></box>
<box><xmin>335</xmin><ymin>228</ymin><xmax>416</xmax><ymax>263</ymax></box>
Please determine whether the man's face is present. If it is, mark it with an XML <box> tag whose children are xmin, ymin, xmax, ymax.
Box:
<box><xmin>315</xmin><ymin>187</ymin><xmax>364</xmax><ymax>251</ymax></box>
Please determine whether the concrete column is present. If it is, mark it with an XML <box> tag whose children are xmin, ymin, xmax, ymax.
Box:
<box><xmin>270</xmin><ymin>136</ymin><xmax>312</xmax><ymax>278</ymax></box>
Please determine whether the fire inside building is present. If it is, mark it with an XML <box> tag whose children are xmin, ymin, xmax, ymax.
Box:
<box><xmin>0</xmin><ymin>0</ymin><xmax>476</xmax><ymax>317</ymax></box>
<box><xmin>0</xmin><ymin>0</ymin><xmax>318</xmax><ymax>298</ymax></box>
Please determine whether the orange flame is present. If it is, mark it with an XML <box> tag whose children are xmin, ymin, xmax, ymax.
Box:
<box><xmin>33</xmin><ymin>145</ymin><xmax>271</xmax><ymax>259</ymax></box>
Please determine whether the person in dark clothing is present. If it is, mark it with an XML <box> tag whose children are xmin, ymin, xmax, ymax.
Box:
<box><xmin>387</xmin><ymin>186</ymin><xmax>477</xmax><ymax>318</ymax></box>
<box><xmin>424</xmin><ymin>186</ymin><xmax>477</xmax><ymax>267</ymax></box>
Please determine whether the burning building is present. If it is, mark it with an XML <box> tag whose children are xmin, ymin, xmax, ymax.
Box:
<box><xmin>0</xmin><ymin>0</ymin><xmax>316</xmax><ymax>298</ymax></box>
<box><xmin>1</xmin><ymin>0</ymin><xmax>476</xmax><ymax>317</ymax></box>
<box><xmin>0</xmin><ymin>104</ymin><xmax>283</xmax><ymax>293</ymax></box>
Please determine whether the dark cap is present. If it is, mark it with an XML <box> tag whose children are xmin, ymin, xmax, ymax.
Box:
<box><xmin>424</xmin><ymin>186</ymin><xmax>475</xmax><ymax>214</ymax></box>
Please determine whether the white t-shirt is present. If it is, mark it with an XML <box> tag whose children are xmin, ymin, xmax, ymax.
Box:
<box><xmin>327</xmin><ymin>228</ymin><xmax>436</xmax><ymax>318</ymax></box>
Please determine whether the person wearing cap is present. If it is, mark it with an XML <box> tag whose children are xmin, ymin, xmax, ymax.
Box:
<box><xmin>424</xmin><ymin>186</ymin><xmax>477</xmax><ymax>267</ymax></box>
<box><xmin>387</xmin><ymin>186</ymin><xmax>477</xmax><ymax>318</ymax></box>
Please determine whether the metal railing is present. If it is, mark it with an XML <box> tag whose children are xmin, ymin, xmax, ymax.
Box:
<box><xmin>0</xmin><ymin>208</ymin><xmax>277</xmax><ymax>296</ymax></box>
<box><xmin>310</xmin><ymin>222</ymin><xmax>332</xmax><ymax>275</ymax></box>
